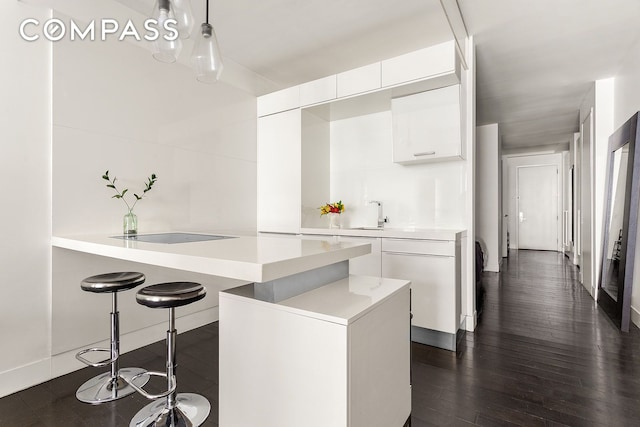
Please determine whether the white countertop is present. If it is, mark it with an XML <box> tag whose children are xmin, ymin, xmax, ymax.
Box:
<box><xmin>222</xmin><ymin>275</ymin><xmax>410</xmax><ymax>325</ymax></box>
<box><xmin>299</xmin><ymin>227</ymin><xmax>466</xmax><ymax>240</ymax></box>
<box><xmin>51</xmin><ymin>232</ymin><xmax>370</xmax><ymax>283</ymax></box>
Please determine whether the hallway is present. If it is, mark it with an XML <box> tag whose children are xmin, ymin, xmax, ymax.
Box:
<box><xmin>1</xmin><ymin>250</ymin><xmax>639</xmax><ymax>426</ymax></box>
<box><xmin>411</xmin><ymin>250</ymin><xmax>640</xmax><ymax>426</ymax></box>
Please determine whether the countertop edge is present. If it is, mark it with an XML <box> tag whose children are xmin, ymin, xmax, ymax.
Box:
<box><xmin>297</xmin><ymin>227</ymin><xmax>466</xmax><ymax>240</ymax></box>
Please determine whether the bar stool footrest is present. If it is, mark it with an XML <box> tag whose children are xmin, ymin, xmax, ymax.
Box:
<box><xmin>76</xmin><ymin>367</ymin><xmax>149</xmax><ymax>404</ymax></box>
<box><xmin>126</xmin><ymin>371</ymin><xmax>176</xmax><ymax>400</ymax></box>
<box><xmin>75</xmin><ymin>348</ymin><xmax>116</xmax><ymax>367</ymax></box>
<box><xmin>129</xmin><ymin>393</ymin><xmax>211</xmax><ymax>427</ymax></box>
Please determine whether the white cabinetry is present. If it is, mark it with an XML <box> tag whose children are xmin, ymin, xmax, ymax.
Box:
<box><xmin>381</xmin><ymin>238</ymin><xmax>462</xmax><ymax>350</ymax></box>
<box><xmin>391</xmin><ymin>84</ymin><xmax>462</xmax><ymax>164</ymax></box>
<box><xmin>257</xmin><ymin>86</ymin><xmax>300</xmax><ymax>117</ymax></box>
<box><xmin>298</xmin><ymin>234</ymin><xmax>381</xmax><ymax>277</ymax></box>
<box><xmin>382</xmin><ymin>40</ymin><xmax>459</xmax><ymax>87</ymax></box>
<box><xmin>300</xmin><ymin>75</ymin><xmax>337</xmax><ymax>106</ymax></box>
<box><xmin>336</xmin><ymin>63</ymin><xmax>381</xmax><ymax>98</ymax></box>
<box><xmin>339</xmin><ymin>236</ymin><xmax>381</xmax><ymax>276</ymax></box>
<box><xmin>219</xmin><ymin>277</ymin><xmax>411</xmax><ymax>427</ymax></box>
<box><xmin>257</xmin><ymin>109</ymin><xmax>301</xmax><ymax>233</ymax></box>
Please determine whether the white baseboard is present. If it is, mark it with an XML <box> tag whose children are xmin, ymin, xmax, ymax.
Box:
<box><xmin>0</xmin><ymin>307</ymin><xmax>218</xmax><ymax>398</ymax></box>
<box><xmin>0</xmin><ymin>358</ymin><xmax>51</xmax><ymax>399</ymax></box>
<box><xmin>464</xmin><ymin>311</ymin><xmax>477</xmax><ymax>331</ymax></box>
<box><xmin>632</xmin><ymin>305</ymin><xmax>640</xmax><ymax>329</ymax></box>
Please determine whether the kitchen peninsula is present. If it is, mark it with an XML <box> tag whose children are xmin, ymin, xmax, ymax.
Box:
<box><xmin>52</xmin><ymin>232</ymin><xmax>370</xmax><ymax>283</ymax></box>
<box><xmin>52</xmin><ymin>232</ymin><xmax>411</xmax><ymax>427</ymax></box>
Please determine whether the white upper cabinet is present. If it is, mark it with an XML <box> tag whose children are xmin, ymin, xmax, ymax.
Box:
<box><xmin>336</xmin><ymin>63</ymin><xmax>381</xmax><ymax>98</ymax></box>
<box><xmin>257</xmin><ymin>109</ymin><xmax>302</xmax><ymax>233</ymax></box>
<box><xmin>382</xmin><ymin>40</ymin><xmax>459</xmax><ymax>88</ymax></box>
<box><xmin>391</xmin><ymin>84</ymin><xmax>463</xmax><ymax>164</ymax></box>
<box><xmin>257</xmin><ymin>86</ymin><xmax>300</xmax><ymax>117</ymax></box>
<box><xmin>300</xmin><ymin>75</ymin><xmax>337</xmax><ymax>107</ymax></box>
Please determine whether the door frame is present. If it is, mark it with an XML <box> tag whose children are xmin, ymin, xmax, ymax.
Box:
<box><xmin>503</xmin><ymin>153</ymin><xmax>564</xmax><ymax>252</ymax></box>
<box><xmin>516</xmin><ymin>164</ymin><xmax>559</xmax><ymax>251</ymax></box>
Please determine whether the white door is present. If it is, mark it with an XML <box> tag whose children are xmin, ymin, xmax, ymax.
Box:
<box><xmin>517</xmin><ymin>165</ymin><xmax>558</xmax><ymax>250</ymax></box>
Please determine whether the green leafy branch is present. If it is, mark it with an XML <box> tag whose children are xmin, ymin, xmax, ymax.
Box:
<box><xmin>102</xmin><ymin>170</ymin><xmax>158</xmax><ymax>213</ymax></box>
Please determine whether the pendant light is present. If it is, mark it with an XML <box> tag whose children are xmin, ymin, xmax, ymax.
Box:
<box><xmin>172</xmin><ymin>0</ymin><xmax>195</xmax><ymax>39</ymax></box>
<box><xmin>151</xmin><ymin>0</ymin><xmax>183</xmax><ymax>63</ymax></box>
<box><xmin>191</xmin><ymin>0</ymin><xmax>224</xmax><ymax>83</ymax></box>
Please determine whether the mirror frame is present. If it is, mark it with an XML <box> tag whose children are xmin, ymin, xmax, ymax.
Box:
<box><xmin>597</xmin><ymin>111</ymin><xmax>640</xmax><ymax>332</ymax></box>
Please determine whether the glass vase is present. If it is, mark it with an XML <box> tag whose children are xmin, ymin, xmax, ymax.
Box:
<box><xmin>123</xmin><ymin>211</ymin><xmax>138</xmax><ymax>236</ymax></box>
<box><xmin>328</xmin><ymin>213</ymin><xmax>341</xmax><ymax>229</ymax></box>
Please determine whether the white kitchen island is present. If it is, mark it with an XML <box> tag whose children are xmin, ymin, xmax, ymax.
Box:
<box><xmin>52</xmin><ymin>232</ymin><xmax>411</xmax><ymax>427</ymax></box>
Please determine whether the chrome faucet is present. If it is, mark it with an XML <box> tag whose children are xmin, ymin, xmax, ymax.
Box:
<box><xmin>369</xmin><ymin>201</ymin><xmax>389</xmax><ymax>228</ymax></box>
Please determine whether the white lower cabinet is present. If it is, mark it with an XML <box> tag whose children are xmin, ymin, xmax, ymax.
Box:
<box><xmin>298</xmin><ymin>232</ymin><xmax>464</xmax><ymax>350</ymax></box>
<box><xmin>338</xmin><ymin>236</ymin><xmax>381</xmax><ymax>276</ymax></box>
<box><xmin>299</xmin><ymin>234</ymin><xmax>381</xmax><ymax>277</ymax></box>
<box><xmin>381</xmin><ymin>239</ymin><xmax>462</xmax><ymax>350</ymax></box>
<box><xmin>219</xmin><ymin>277</ymin><xmax>411</xmax><ymax>427</ymax></box>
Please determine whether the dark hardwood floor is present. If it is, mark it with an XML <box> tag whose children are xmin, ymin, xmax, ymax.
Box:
<box><xmin>2</xmin><ymin>250</ymin><xmax>639</xmax><ymax>426</ymax></box>
<box><xmin>410</xmin><ymin>250</ymin><xmax>640</xmax><ymax>427</ymax></box>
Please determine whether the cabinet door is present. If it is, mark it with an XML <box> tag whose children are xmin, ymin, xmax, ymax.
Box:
<box><xmin>392</xmin><ymin>85</ymin><xmax>462</xmax><ymax>164</ymax></box>
<box><xmin>257</xmin><ymin>86</ymin><xmax>300</xmax><ymax>117</ymax></box>
<box><xmin>257</xmin><ymin>109</ymin><xmax>301</xmax><ymax>233</ymax></box>
<box><xmin>382</xmin><ymin>40</ymin><xmax>457</xmax><ymax>87</ymax></box>
<box><xmin>336</xmin><ymin>63</ymin><xmax>381</xmax><ymax>98</ymax></box>
<box><xmin>300</xmin><ymin>75</ymin><xmax>337</xmax><ymax>106</ymax></box>
<box><xmin>382</xmin><ymin>252</ymin><xmax>457</xmax><ymax>333</ymax></box>
<box><xmin>338</xmin><ymin>236</ymin><xmax>381</xmax><ymax>277</ymax></box>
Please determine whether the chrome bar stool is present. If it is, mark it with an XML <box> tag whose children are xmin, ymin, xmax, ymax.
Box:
<box><xmin>75</xmin><ymin>272</ymin><xmax>149</xmax><ymax>404</ymax></box>
<box><xmin>127</xmin><ymin>282</ymin><xmax>210</xmax><ymax>427</ymax></box>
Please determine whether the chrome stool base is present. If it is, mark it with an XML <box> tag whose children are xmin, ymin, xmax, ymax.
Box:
<box><xmin>76</xmin><ymin>367</ymin><xmax>149</xmax><ymax>404</ymax></box>
<box><xmin>129</xmin><ymin>393</ymin><xmax>211</xmax><ymax>427</ymax></box>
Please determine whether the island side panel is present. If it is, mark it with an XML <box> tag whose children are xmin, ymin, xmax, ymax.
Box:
<box><xmin>219</xmin><ymin>293</ymin><xmax>348</xmax><ymax>427</ymax></box>
<box><xmin>348</xmin><ymin>286</ymin><xmax>411</xmax><ymax>427</ymax></box>
<box><xmin>219</xmin><ymin>277</ymin><xmax>411</xmax><ymax>427</ymax></box>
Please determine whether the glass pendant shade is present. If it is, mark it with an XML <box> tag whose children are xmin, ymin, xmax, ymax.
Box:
<box><xmin>191</xmin><ymin>23</ymin><xmax>224</xmax><ymax>83</ymax></box>
<box><xmin>151</xmin><ymin>0</ymin><xmax>183</xmax><ymax>63</ymax></box>
<box><xmin>172</xmin><ymin>0</ymin><xmax>195</xmax><ymax>39</ymax></box>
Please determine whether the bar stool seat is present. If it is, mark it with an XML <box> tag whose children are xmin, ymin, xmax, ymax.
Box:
<box><xmin>128</xmin><ymin>282</ymin><xmax>210</xmax><ymax>427</ymax></box>
<box><xmin>136</xmin><ymin>281</ymin><xmax>206</xmax><ymax>308</ymax></box>
<box><xmin>75</xmin><ymin>272</ymin><xmax>149</xmax><ymax>404</ymax></box>
<box><xmin>81</xmin><ymin>271</ymin><xmax>146</xmax><ymax>293</ymax></box>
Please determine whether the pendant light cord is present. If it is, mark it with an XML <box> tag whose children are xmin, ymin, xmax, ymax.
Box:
<box><xmin>206</xmin><ymin>0</ymin><xmax>210</xmax><ymax>25</ymax></box>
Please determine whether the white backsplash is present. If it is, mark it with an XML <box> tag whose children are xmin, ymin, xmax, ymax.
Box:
<box><xmin>329</xmin><ymin>110</ymin><xmax>466</xmax><ymax>229</ymax></box>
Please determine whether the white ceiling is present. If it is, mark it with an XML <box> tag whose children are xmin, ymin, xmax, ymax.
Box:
<box><xmin>34</xmin><ymin>0</ymin><xmax>640</xmax><ymax>151</ymax></box>
<box><xmin>459</xmin><ymin>0</ymin><xmax>640</xmax><ymax>150</ymax></box>
<box><xmin>120</xmin><ymin>0</ymin><xmax>452</xmax><ymax>86</ymax></box>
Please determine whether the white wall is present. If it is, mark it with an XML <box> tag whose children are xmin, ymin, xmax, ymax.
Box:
<box><xmin>593</xmin><ymin>79</ymin><xmax>614</xmax><ymax>290</ymax></box>
<box><xmin>613</xmin><ymin>35</ymin><xmax>640</xmax><ymax>327</ymax></box>
<box><xmin>0</xmin><ymin>2</ymin><xmax>52</xmax><ymax>397</ymax></box>
<box><xmin>476</xmin><ymin>124</ymin><xmax>500</xmax><ymax>272</ymax></box>
<box><xmin>576</xmin><ymin>80</ymin><xmax>614</xmax><ymax>298</ymax></box>
<box><xmin>579</xmin><ymin>84</ymin><xmax>595</xmax><ymax>294</ymax></box>
<box><xmin>52</xmin><ymin>16</ymin><xmax>257</xmax><ymax>237</ymax></box>
<box><xmin>462</xmin><ymin>37</ymin><xmax>477</xmax><ymax>331</ymax></box>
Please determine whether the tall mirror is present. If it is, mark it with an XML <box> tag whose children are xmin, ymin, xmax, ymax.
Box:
<box><xmin>597</xmin><ymin>112</ymin><xmax>640</xmax><ymax>332</ymax></box>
